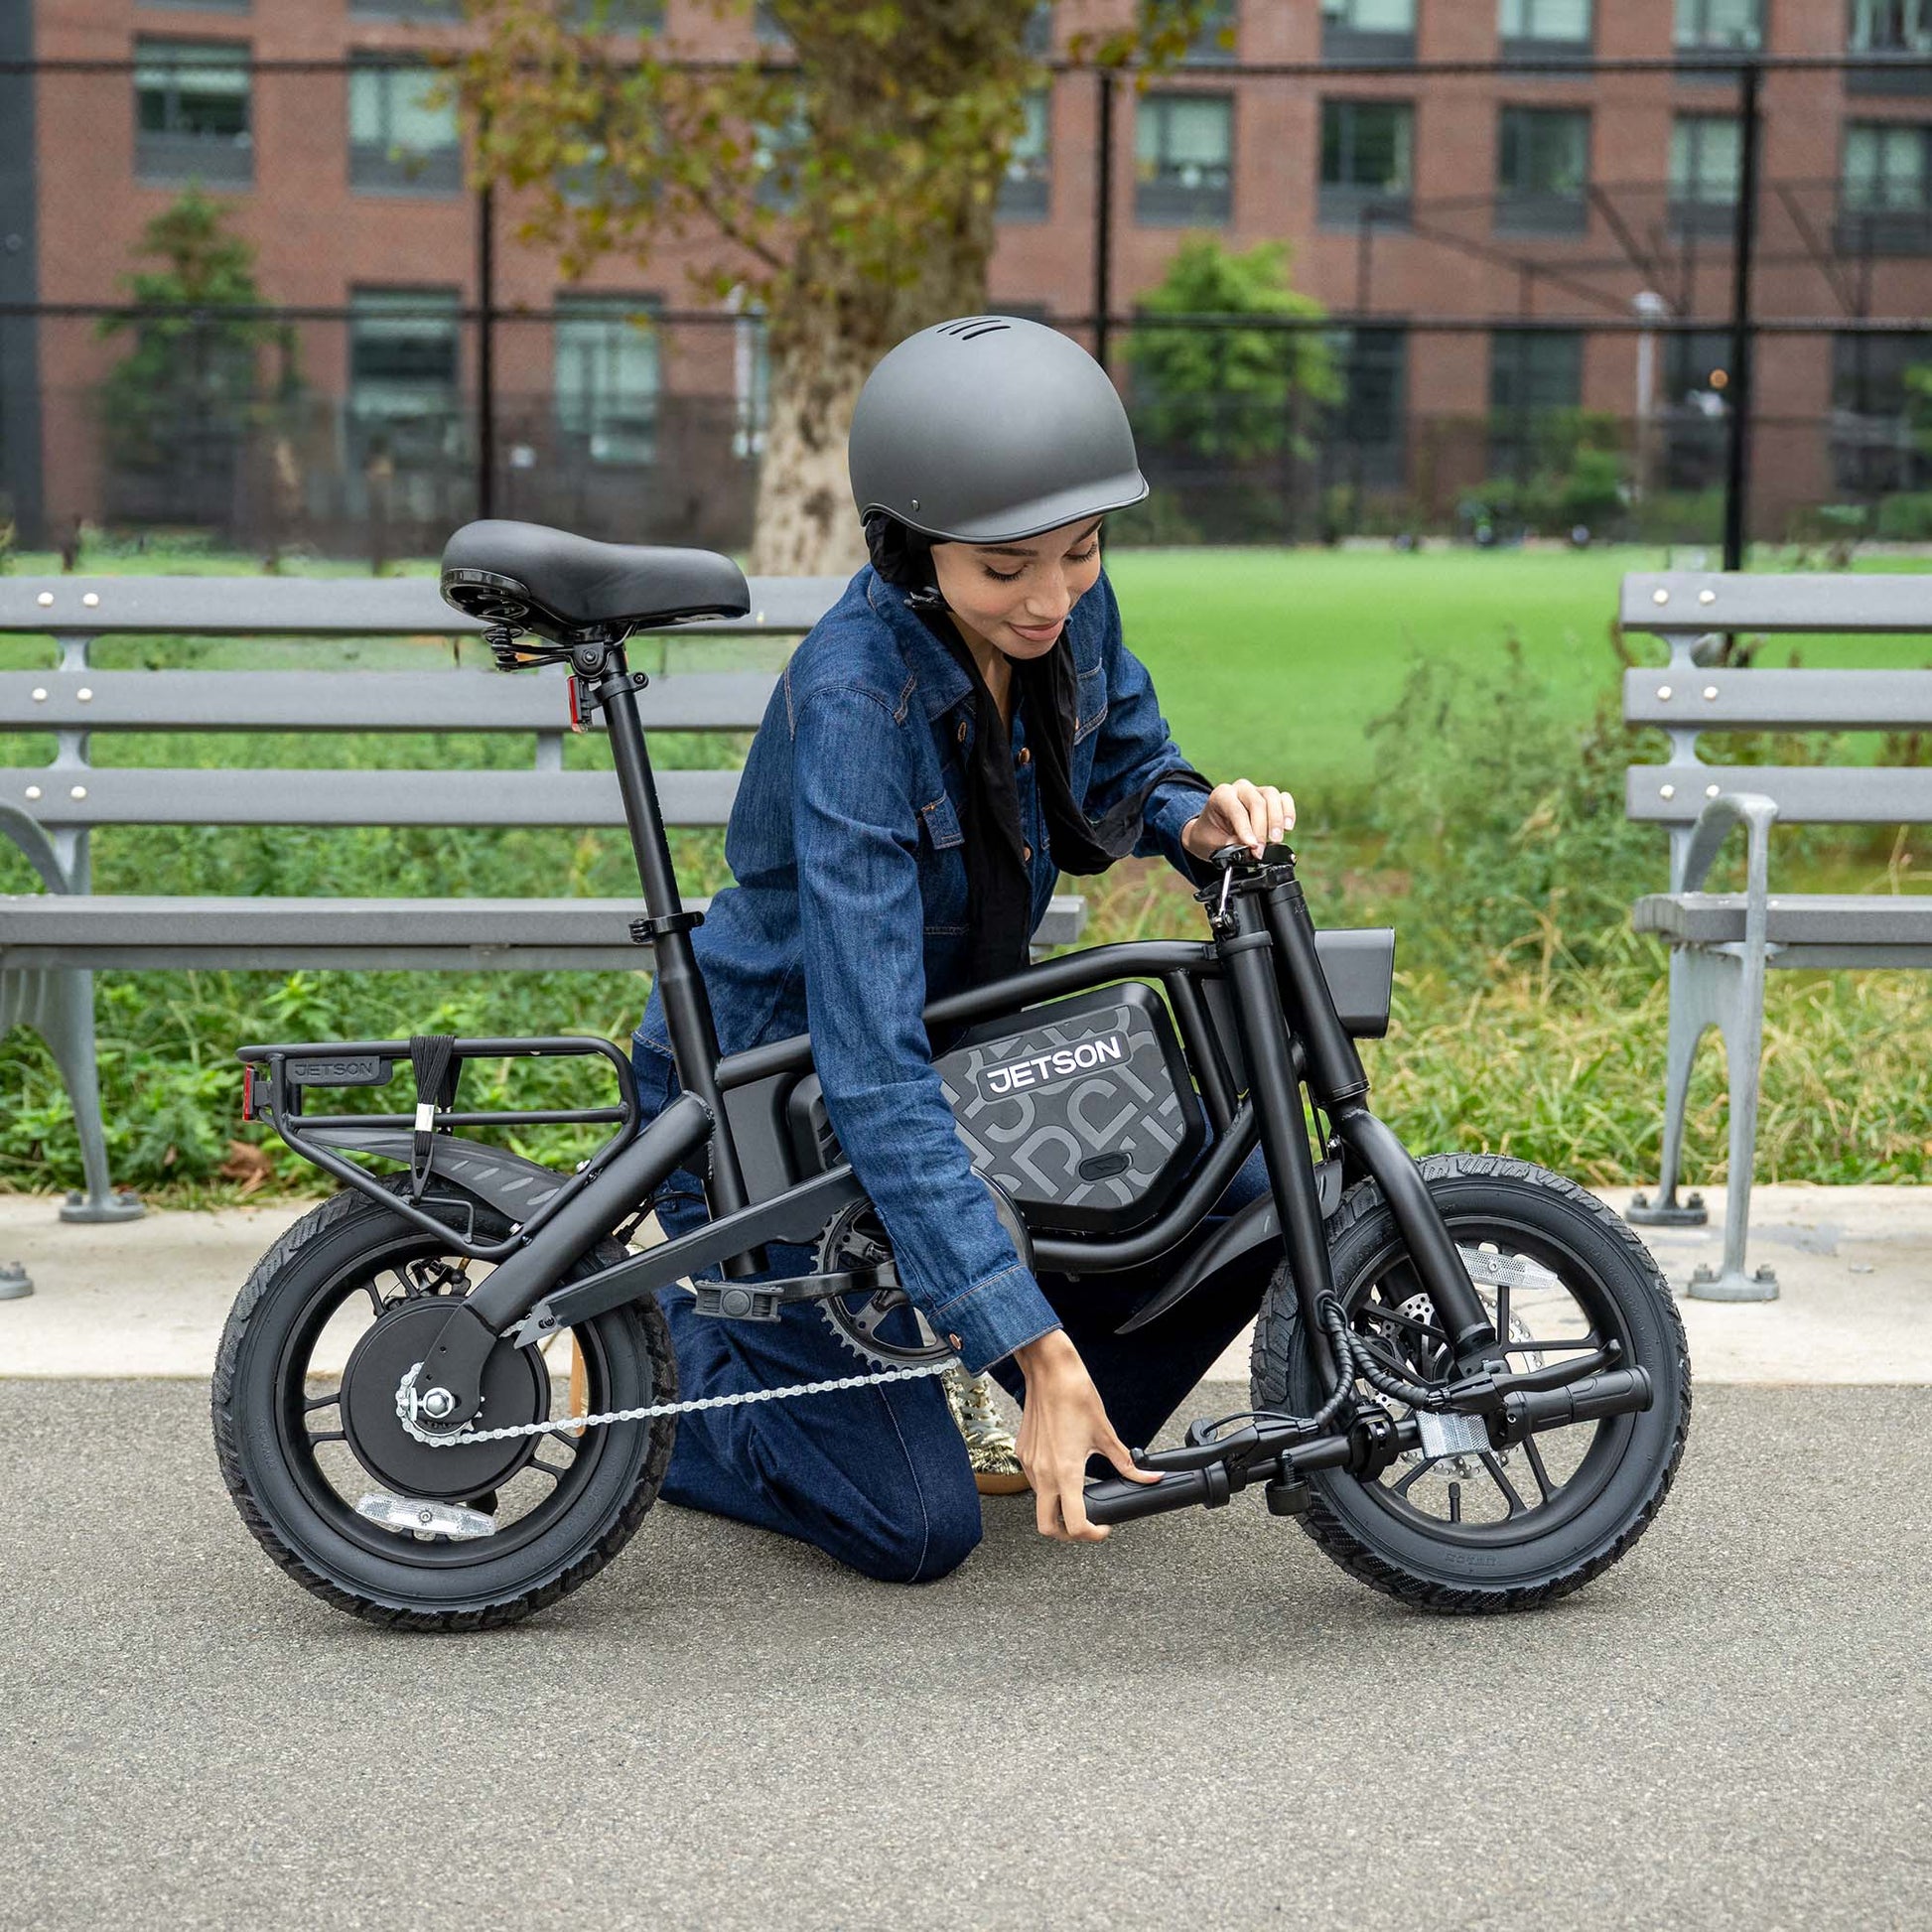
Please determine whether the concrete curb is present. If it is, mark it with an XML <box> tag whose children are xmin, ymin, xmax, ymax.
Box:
<box><xmin>2</xmin><ymin>1182</ymin><xmax>1927</xmax><ymax>1384</ymax></box>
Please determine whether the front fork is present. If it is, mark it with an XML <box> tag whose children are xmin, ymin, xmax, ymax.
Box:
<box><xmin>1210</xmin><ymin>848</ymin><xmax>1498</xmax><ymax>1380</ymax></box>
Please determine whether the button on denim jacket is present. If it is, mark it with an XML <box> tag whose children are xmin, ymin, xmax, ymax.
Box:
<box><xmin>631</xmin><ymin>560</ymin><xmax>1215</xmax><ymax>1374</ymax></box>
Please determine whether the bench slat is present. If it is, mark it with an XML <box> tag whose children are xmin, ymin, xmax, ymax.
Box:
<box><xmin>1621</xmin><ymin>572</ymin><xmax>1932</xmax><ymax>634</ymax></box>
<box><xmin>1633</xmin><ymin>892</ymin><xmax>1932</xmax><ymax>947</ymax></box>
<box><xmin>0</xmin><ymin>893</ymin><xmax>1091</xmax><ymax>970</ymax></box>
<box><xmin>0</xmin><ymin>669</ymin><xmax>776</xmax><ymax>734</ymax></box>
<box><xmin>0</xmin><ymin>575</ymin><xmax>849</xmax><ymax>637</ymax></box>
<box><xmin>1624</xmin><ymin>667</ymin><xmax>1932</xmax><ymax>731</ymax></box>
<box><xmin>1625</xmin><ymin>764</ymin><xmax>1932</xmax><ymax>825</ymax></box>
<box><xmin>0</xmin><ymin>766</ymin><xmax>742</xmax><ymax>827</ymax></box>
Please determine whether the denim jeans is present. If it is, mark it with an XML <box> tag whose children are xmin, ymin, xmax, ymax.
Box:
<box><xmin>645</xmin><ymin>1130</ymin><xmax>1276</xmax><ymax>1585</ymax></box>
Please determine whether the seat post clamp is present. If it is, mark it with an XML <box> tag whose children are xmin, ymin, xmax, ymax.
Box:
<box><xmin>629</xmin><ymin>909</ymin><xmax>706</xmax><ymax>946</ymax></box>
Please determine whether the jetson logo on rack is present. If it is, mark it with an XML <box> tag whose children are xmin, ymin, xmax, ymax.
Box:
<box><xmin>977</xmin><ymin>1033</ymin><xmax>1127</xmax><ymax>1099</ymax></box>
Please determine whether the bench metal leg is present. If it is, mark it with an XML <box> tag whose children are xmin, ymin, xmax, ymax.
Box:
<box><xmin>1629</xmin><ymin>945</ymin><xmax>1776</xmax><ymax>1301</ymax></box>
<box><xmin>1628</xmin><ymin>947</ymin><xmax>1712</xmax><ymax>1230</ymax></box>
<box><xmin>1</xmin><ymin>966</ymin><xmax>144</xmax><ymax>1224</ymax></box>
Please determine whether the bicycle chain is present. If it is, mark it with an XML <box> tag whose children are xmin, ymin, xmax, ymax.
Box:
<box><xmin>394</xmin><ymin>1357</ymin><xmax>954</xmax><ymax>1449</ymax></box>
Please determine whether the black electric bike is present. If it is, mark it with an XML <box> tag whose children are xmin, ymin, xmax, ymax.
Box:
<box><xmin>212</xmin><ymin>519</ymin><xmax>1690</xmax><ymax>1629</ymax></box>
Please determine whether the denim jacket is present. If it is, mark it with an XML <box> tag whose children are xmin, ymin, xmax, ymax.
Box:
<box><xmin>631</xmin><ymin>560</ymin><xmax>1215</xmax><ymax>1375</ymax></box>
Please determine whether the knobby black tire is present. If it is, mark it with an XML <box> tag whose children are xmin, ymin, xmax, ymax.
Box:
<box><xmin>211</xmin><ymin>1178</ymin><xmax>676</xmax><ymax>1631</ymax></box>
<box><xmin>1250</xmin><ymin>1152</ymin><xmax>1692</xmax><ymax>1615</ymax></box>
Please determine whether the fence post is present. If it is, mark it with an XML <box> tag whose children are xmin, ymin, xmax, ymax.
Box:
<box><xmin>476</xmin><ymin>112</ymin><xmax>496</xmax><ymax>523</ymax></box>
<box><xmin>1092</xmin><ymin>69</ymin><xmax>1115</xmax><ymax>372</ymax></box>
<box><xmin>1723</xmin><ymin>58</ymin><xmax>1762</xmax><ymax>572</ymax></box>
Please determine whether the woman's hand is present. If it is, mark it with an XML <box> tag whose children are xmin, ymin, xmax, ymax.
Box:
<box><xmin>1181</xmin><ymin>779</ymin><xmax>1296</xmax><ymax>862</ymax></box>
<box><xmin>1012</xmin><ymin>1328</ymin><xmax>1158</xmax><ymax>1541</ymax></box>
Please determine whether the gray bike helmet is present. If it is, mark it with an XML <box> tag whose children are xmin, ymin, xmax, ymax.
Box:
<box><xmin>849</xmin><ymin>316</ymin><xmax>1148</xmax><ymax>544</ymax></box>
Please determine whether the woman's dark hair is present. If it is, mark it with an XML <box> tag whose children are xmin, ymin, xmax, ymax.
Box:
<box><xmin>863</xmin><ymin>508</ymin><xmax>1109</xmax><ymax>613</ymax></box>
<box><xmin>862</xmin><ymin>509</ymin><xmax>946</xmax><ymax>609</ymax></box>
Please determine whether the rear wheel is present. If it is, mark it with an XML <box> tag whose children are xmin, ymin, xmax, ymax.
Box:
<box><xmin>1251</xmin><ymin>1153</ymin><xmax>1691</xmax><ymax>1613</ymax></box>
<box><xmin>212</xmin><ymin>1178</ymin><xmax>675</xmax><ymax>1630</ymax></box>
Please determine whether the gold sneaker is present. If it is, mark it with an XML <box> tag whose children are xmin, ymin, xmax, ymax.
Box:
<box><xmin>941</xmin><ymin>1364</ymin><xmax>1031</xmax><ymax>1496</ymax></box>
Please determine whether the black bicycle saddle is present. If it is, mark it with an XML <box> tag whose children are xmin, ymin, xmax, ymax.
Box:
<box><xmin>439</xmin><ymin>518</ymin><xmax>751</xmax><ymax>642</ymax></box>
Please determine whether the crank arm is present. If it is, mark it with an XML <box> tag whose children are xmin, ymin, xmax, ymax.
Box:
<box><xmin>689</xmin><ymin>1262</ymin><xmax>900</xmax><ymax>1324</ymax></box>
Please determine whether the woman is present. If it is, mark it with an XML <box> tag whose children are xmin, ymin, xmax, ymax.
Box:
<box><xmin>629</xmin><ymin>317</ymin><xmax>1295</xmax><ymax>1582</ymax></box>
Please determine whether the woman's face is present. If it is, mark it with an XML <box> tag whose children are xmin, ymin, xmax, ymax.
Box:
<box><xmin>928</xmin><ymin>515</ymin><xmax>1105</xmax><ymax>661</ymax></box>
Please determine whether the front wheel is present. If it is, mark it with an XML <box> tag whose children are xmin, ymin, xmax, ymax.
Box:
<box><xmin>1251</xmin><ymin>1153</ymin><xmax>1691</xmax><ymax>1613</ymax></box>
<box><xmin>212</xmin><ymin>1178</ymin><xmax>676</xmax><ymax>1630</ymax></box>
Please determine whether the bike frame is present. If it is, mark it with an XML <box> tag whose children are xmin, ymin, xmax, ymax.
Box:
<box><xmin>241</xmin><ymin>635</ymin><xmax>1502</xmax><ymax>1429</ymax></box>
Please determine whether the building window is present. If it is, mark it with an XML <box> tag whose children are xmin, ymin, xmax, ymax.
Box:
<box><xmin>134</xmin><ymin>39</ymin><xmax>253</xmax><ymax>186</ymax></box>
<box><xmin>349</xmin><ymin>57</ymin><xmax>463</xmax><ymax>196</ymax></box>
<box><xmin>1024</xmin><ymin>3</ymin><xmax>1054</xmax><ymax>57</ymax></box>
<box><xmin>1670</xmin><ymin>112</ymin><xmax>1741</xmax><ymax>234</ymax></box>
<box><xmin>1832</xmin><ymin>328</ymin><xmax>1932</xmax><ymax>489</ymax></box>
<box><xmin>1318</xmin><ymin>98</ymin><xmax>1414</xmax><ymax>227</ymax></box>
<box><xmin>733</xmin><ymin>307</ymin><xmax>769</xmax><ymax>460</ymax></box>
<box><xmin>1661</xmin><ymin>327</ymin><xmax>1733</xmax><ymax>490</ymax></box>
<box><xmin>139</xmin><ymin>0</ymin><xmax>250</xmax><ymax>13</ymax></box>
<box><xmin>752</xmin><ymin>97</ymin><xmax>809</xmax><ymax>211</ymax></box>
<box><xmin>348</xmin><ymin>1</ymin><xmax>461</xmax><ymax>19</ymax></box>
<box><xmin>1321</xmin><ymin>0</ymin><xmax>1417</xmax><ymax>64</ymax></box>
<box><xmin>349</xmin><ymin>288</ymin><xmax>463</xmax><ymax>467</ymax></box>
<box><xmin>1497</xmin><ymin>106</ymin><xmax>1588</xmax><ymax>233</ymax></box>
<box><xmin>998</xmin><ymin>89</ymin><xmax>1051</xmax><ymax>221</ymax></box>
<box><xmin>1850</xmin><ymin>2</ymin><xmax>1932</xmax><ymax>96</ymax></box>
<box><xmin>754</xmin><ymin>2</ymin><xmax>788</xmax><ymax>43</ymax></box>
<box><xmin>1142</xmin><ymin>0</ymin><xmax>1238</xmax><ymax>64</ymax></box>
<box><xmin>1321</xmin><ymin>327</ymin><xmax>1407</xmax><ymax>490</ymax></box>
<box><xmin>1134</xmin><ymin>93</ymin><xmax>1234</xmax><ymax>224</ymax></box>
<box><xmin>1489</xmin><ymin>330</ymin><xmax>1584</xmax><ymax>473</ymax></box>
<box><xmin>1841</xmin><ymin>120</ymin><xmax>1932</xmax><ymax>251</ymax></box>
<box><xmin>554</xmin><ymin>296</ymin><xmax>660</xmax><ymax>468</ymax></box>
<box><xmin>1674</xmin><ymin>0</ymin><xmax>1763</xmax><ymax>48</ymax></box>
<box><xmin>557</xmin><ymin>0</ymin><xmax>663</xmax><ymax>29</ymax></box>
<box><xmin>1500</xmin><ymin>0</ymin><xmax>1592</xmax><ymax>58</ymax></box>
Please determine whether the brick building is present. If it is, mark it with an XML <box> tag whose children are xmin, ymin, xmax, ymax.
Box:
<box><xmin>2</xmin><ymin>1</ymin><xmax>1930</xmax><ymax>549</ymax></box>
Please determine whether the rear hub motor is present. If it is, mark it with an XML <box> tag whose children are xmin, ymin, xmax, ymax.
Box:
<box><xmin>340</xmin><ymin>1299</ymin><xmax>545</xmax><ymax>1502</ymax></box>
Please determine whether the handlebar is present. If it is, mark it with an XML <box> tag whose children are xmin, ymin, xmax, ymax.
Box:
<box><xmin>1081</xmin><ymin>1466</ymin><xmax>1223</xmax><ymax>1526</ymax></box>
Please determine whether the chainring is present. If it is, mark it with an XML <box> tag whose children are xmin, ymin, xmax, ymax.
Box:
<box><xmin>813</xmin><ymin>1199</ymin><xmax>955</xmax><ymax>1371</ymax></box>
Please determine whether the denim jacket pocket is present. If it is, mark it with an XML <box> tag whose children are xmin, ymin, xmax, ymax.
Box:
<box><xmin>916</xmin><ymin>790</ymin><xmax>969</xmax><ymax>934</ymax></box>
<box><xmin>1073</xmin><ymin>661</ymin><xmax>1108</xmax><ymax>745</ymax></box>
<box><xmin>919</xmin><ymin>791</ymin><xmax>964</xmax><ymax>850</ymax></box>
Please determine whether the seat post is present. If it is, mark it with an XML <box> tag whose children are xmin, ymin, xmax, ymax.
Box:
<box><xmin>592</xmin><ymin>649</ymin><xmax>757</xmax><ymax>1240</ymax></box>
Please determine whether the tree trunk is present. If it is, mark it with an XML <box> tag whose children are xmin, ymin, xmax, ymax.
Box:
<box><xmin>744</xmin><ymin>6</ymin><xmax>1024</xmax><ymax>575</ymax></box>
<box><xmin>746</xmin><ymin>310</ymin><xmax>874</xmax><ymax>579</ymax></box>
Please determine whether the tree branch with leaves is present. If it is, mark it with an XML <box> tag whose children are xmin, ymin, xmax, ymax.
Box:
<box><xmin>456</xmin><ymin>0</ymin><xmax>1218</xmax><ymax>572</ymax></box>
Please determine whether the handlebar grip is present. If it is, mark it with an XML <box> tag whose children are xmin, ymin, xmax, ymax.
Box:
<box><xmin>1503</xmin><ymin>1366</ymin><xmax>1653</xmax><ymax>1442</ymax></box>
<box><xmin>1080</xmin><ymin>1467</ymin><xmax>1214</xmax><ymax>1526</ymax></box>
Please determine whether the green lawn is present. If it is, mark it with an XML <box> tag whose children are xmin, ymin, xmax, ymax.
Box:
<box><xmin>1106</xmin><ymin>544</ymin><xmax>1932</xmax><ymax>796</ymax></box>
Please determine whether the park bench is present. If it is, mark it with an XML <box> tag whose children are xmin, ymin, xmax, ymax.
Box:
<box><xmin>0</xmin><ymin>572</ymin><xmax>1089</xmax><ymax>1224</ymax></box>
<box><xmin>1621</xmin><ymin>569</ymin><xmax>1932</xmax><ymax>1301</ymax></box>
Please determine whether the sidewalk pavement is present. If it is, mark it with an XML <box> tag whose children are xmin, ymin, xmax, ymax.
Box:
<box><xmin>1</xmin><ymin>1182</ymin><xmax>1927</xmax><ymax>1382</ymax></box>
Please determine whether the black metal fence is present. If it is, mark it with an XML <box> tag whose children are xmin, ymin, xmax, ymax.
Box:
<box><xmin>3</xmin><ymin>47</ymin><xmax>1931</xmax><ymax>559</ymax></box>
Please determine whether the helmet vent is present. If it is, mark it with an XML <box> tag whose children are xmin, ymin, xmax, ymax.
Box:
<box><xmin>938</xmin><ymin>317</ymin><xmax>1012</xmax><ymax>342</ymax></box>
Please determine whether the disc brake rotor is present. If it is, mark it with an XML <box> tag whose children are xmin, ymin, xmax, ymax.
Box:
<box><xmin>813</xmin><ymin>1199</ymin><xmax>955</xmax><ymax>1371</ymax></box>
<box><xmin>1370</xmin><ymin>1249</ymin><xmax>1551</xmax><ymax>1477</ymax></box>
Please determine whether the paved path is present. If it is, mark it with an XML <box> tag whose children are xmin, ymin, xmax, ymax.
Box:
<box><xmin>4</xmin><ymin>1183</ymin><xmax>1929</xmax><ymax>1382</ymax></box>
<box><xmin>1</xmin><ymin>1381</ymin><xmax>1926</xmax><ymax>1931</ymax></box>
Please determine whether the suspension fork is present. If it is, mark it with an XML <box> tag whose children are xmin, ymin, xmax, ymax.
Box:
<box><xmin>1251</xmin><ymin>855</ymin><xmax>1498</xmax><ymax>1371</ymax></box>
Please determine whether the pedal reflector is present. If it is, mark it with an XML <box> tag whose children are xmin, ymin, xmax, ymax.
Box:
<box><xmin>355</xmin><ymin>1492</ymin><xmax>497</xmax><ymax>1540</ymax></box>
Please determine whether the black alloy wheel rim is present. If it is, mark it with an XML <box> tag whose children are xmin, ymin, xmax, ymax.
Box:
<box><xmin>1338</xmin><ymin>1208</ymin><xmax>1636</xmax><ymax>1549</ymax></box>
<box><xmin>274</xmin><ymin>1236</ymin><xmax>627</xmax><ymax>1569</ymax></box>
